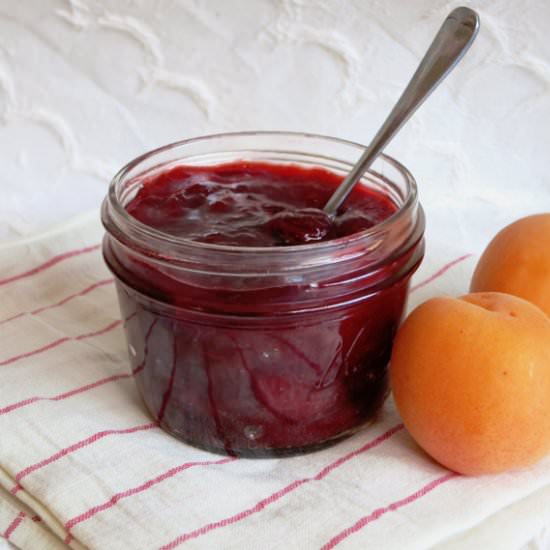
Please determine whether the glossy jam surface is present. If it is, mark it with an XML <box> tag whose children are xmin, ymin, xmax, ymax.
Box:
<box><xmin>105</xmin><ymin>161</ymin><xmax>419</xmax><ymax>457</ymax></box>
<box><xmin>127</xmin><ymin>162</ymin><xmax>397</xmax><ymax>246</ymax></box>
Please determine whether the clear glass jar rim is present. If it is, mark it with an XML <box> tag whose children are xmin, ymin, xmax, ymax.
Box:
<box><xmin>105</xmin><ymin>130</ymin><xmax>419</xmax><ymax>258</ymax></box>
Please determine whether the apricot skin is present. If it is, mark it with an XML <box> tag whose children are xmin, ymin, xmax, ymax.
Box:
<box><xmin>390</xmin><ymin>292</ymin><xmax>550</xmax><ymax>475</ymax></box>
<box><xmin>470</xmin><ymin>213</ymin><xmax>550</xmax><ymax>317</ymax></box>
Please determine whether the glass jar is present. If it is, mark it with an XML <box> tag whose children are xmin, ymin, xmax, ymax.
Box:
<box><xmin>101</xmin><ymin>132</ymin><xmax>425</xmax><ymax>457</ymax></box>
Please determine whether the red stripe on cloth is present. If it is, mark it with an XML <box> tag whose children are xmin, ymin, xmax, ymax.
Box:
<box><xmin>0</xmin><ymin>319</ymin><xmax>122</xmax><ymax>367</ymax></box>
<box><xmin>63</xmin><ymin>456</ymin><xmax>236</xmax><ymax>544</ymax></box>
<box><xmin>0</xmin><ymin>337</ymin><xmax>71</xmax><ymax>367</ymax></box>
<box><xmin>2</xmin><ymin>511</ymin><xmax>25</xmax><ymax>540</ymax></box>
<box><xmin>0</xmin><ymin>311</ymin><xmax>24</xmax><ymax>326</ymax></box>
<box><xmin>0</xmin><ymin>369</ymin><xmax>137</xmax><ymax>417</ymax></box>
<box><xmin>320</xmin><ymin>472</ymin><xmax>457</xmax><ymax>550</ymax></box>
<box><xmin>0</xmin><ymin>278</ymin><xmax>114</xmax><ymax>327</ymax></box>
<box><xmin>158</xmin><ymin>424</ymin><xmax>404</xmax><ymax>550</ymax></box>
<box><xmin>411</xmin><ymin>254</ymin><xmax>472</xmax><ymax>292</ymax></box>
<box><xmin>33</xmin><ymin>278</ymin><xmax>114</xmax><ymax>315</ymax></box>
<box><xmin>313</xmin><ymin>424</ymin><xmax>404</xmax><ymax>480</ymax></box>
<box><xmin>0</xmin><ymin>244</ymin><xmax>101</xmax><ymax>288</ymax></box>
<box><xmin>11</xmin><ymin>422</ymin><xmax>158</xmax><ymax>494</ymax></box>
<box><xmin>75</xmin><ymin>319</ymin><xmax>122</xmax><ymax>340</ymax></box>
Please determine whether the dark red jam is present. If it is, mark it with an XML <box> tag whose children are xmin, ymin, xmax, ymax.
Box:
<box><xmin>103</xmin><ymin>160</ymin><xmax>422</xmax><ymax>457</ymax></box>
<box><xmin>126</xmin><ymin>162</ymin><xmax>396</xmax><ymax>246</ymax></box>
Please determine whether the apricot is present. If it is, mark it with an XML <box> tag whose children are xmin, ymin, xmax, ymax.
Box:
<box><xmin>471</xmin><ymin>213</ymin><xmax>550</xmax><ymax>317</ymax></box>
<box><xmin>390</xmin><ymin>292</ymin><xmax>550</xmax><ymax>475</ymax></box>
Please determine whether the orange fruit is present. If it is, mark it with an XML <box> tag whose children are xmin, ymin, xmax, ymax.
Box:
<box><xmin>390</xmin><ymin>292</ymin><xmax>550</xmax><ymax>475</ymax></box>
<box><xmin>471</xmin><ymin>213</ymin><xmax>550</xmax><ymax>317</ymax></box>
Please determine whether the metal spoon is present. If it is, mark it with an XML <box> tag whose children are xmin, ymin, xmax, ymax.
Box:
<box><xmin>323</xmin><ymin>6</ymin><xmax>480</xmax><ymax>216</ymax></box>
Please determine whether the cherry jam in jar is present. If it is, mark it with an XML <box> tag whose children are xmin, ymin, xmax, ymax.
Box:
<box><xmin>101</xmin><ymin>132</ymin><xmax>425</xmax><ymax>457</ymax></box>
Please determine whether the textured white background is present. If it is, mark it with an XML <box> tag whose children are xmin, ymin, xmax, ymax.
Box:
<box><xmin>0</xmin><ymin>1</ymin><xmax>549</xmax><ymax>548</ymax></box>
<box><xmin>1</xmin><ymin>0</ymin><xmax>549</xmax><ymax>247</ymax></box>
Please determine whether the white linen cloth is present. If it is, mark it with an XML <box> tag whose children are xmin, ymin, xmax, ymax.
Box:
<box><xmin>1</xmin><ymin>213</ymin><xmax>550</xmax><ymax>550</ymax></box>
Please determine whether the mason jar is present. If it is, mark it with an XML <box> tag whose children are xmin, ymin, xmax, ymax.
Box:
<box><xmin>101</xmin><ymin>132</ymin><xmax>425</xmax><ymax>457</ymax></box>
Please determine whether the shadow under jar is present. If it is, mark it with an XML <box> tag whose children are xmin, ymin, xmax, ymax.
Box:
<box><xmin>101</xmin><ymin>132</ymin><xmax>425</xmax><ymax>457</ymax></box>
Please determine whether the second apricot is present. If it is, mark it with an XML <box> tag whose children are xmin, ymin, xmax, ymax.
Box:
<box><xmin>471</xmin><ymin>213</ymin><xmax>550</xmax><ymax>317</ymax></box>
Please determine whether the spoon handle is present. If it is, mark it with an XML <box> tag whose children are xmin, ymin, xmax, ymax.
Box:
<box><xmin>324</xmin><ymin>7</ymin><xmax>480</xmax><ymax>216</ymax></box>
